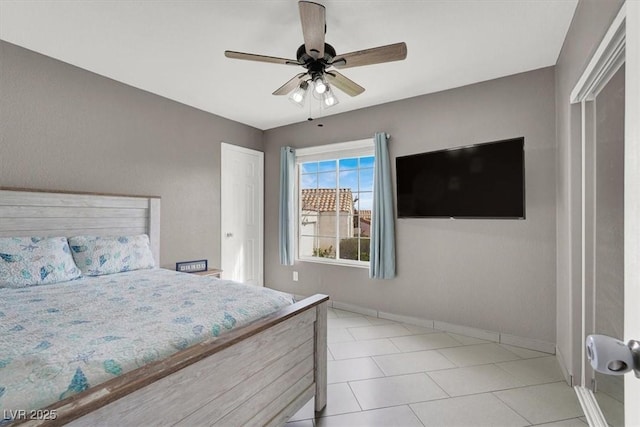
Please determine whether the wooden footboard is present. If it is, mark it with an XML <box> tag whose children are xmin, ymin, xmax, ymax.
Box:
<box><xmin>16</xmin><ymin>295</ymin><xmax>328</xmax><ymax>427</ymax></box>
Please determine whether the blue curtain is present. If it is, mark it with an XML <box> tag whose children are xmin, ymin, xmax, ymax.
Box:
<box><xmin>370</xmin><ymin>132</ymin><xmax>396</xmax><ymax>279</ymax></box>
<box><xmin>279</xmin><ymin>146</ymin><xmax>296</xmax><ymax>265</ymax></box>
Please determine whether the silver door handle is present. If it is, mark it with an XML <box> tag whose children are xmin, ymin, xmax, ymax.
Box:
<box><xmin>586</xmin><ymin>334</ymin><xmax>640</xmax><ymax>378</ymax></box>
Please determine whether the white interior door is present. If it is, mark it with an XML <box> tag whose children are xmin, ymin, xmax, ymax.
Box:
<box><xmin>220</xmin><ymin>143</ymin><xmax>264</xmax><ymax>286</ymax></box>
<box><xmin>624</xmin><ymin>2</ymin><xmax>640</xmax><ymax>423</ymax></box>
<box><xmin>583</xmin><ymin>64</ymin><xmax>625</xmax><ymax>426</ymax></box>
<box><xmin>571</xmin><ymin>3</ymin><xmax>639</xmax><ymax>425</ymax></box>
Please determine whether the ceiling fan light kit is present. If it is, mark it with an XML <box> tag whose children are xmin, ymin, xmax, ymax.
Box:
<box><xmin>224</xmin><ymin>0</ymin><xmax>407</xmax><ymax>112</ymax></box>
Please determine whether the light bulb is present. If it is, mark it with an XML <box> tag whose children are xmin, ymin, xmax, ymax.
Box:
<box><xmin>313</xmin><ymin>76</ymin><xmax>327</xmax><ymax>94</ymax></box>
<box><xmin>321</xmin><ymin>86</ymin><xmax>339</xmax><ymax>109</ymax></box>
<box><xmin>288</xmin><ymin>81</ymin><xmax>309</xmax><ymax>108</ymax></box>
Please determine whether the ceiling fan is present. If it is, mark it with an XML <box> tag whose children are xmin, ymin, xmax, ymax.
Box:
<box><xmin>224</xmin><ymin>0</ymin><xmax>407</xmax><ymax>109</ymax></box>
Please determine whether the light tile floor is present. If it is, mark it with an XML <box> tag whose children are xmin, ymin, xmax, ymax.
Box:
<box><xmin>287</xmin><ymin>307</ymin><xmax>585</xmax><ymax>427</ymax></box>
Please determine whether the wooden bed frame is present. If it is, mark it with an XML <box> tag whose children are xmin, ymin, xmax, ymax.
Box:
<box><xmin>0</xmin><ymin>188</ymin><xmax>328</xmax><ymax>426</ymax></box>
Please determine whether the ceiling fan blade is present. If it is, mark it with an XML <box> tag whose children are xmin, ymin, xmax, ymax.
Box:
<box><xmin>299</xmin><ymin>1</ymin><xmax>326</xmax><ymax>59</ymax></box>
<box><xmin>273</xmin><ymin>73</ymin><xmax>308</xmax><ymax>95</ymax></box>
<box><xmin>325</xmin><ymin>71</ymin><xmax>365</xmax><ymax>97</ymax></box>
<box><xmin>332</xmin><ymin>42</ymin><xmax>407</xmax><ymax>69</ymax></box>
<box><xmin>225</xmin><ymin>50</ymin><xmax>299</xmax><ymax>65</ymax></box>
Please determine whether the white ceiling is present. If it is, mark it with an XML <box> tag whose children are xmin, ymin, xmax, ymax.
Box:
<box><xmin>0</xmin><ymin>0</ymin><xmax>577</xmax><ymax>130</ymax></box>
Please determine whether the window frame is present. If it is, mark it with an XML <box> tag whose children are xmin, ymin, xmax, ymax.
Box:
<box><xmin>295</xmin><ymin>139</ymin><xmax>375</xmax><ymax>268</ymax></box>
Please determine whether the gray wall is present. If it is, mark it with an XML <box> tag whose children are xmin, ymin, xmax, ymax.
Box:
<box><xmin>0</xmin><ymin>41</ymin><xmax>263</xmax><ymax>269</ymax></box>
<box><xmin>263</xmin><ymin>67</ymin><xmax>557</xmax><ymax>344</ymax></box>
<box><xmin>554</xmin><ymin>0</ymin><xmax>624</xmax><ymax>383</ymax></box>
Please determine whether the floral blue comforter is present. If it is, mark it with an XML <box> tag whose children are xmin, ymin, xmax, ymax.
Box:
<box><xmin>0</xmin><ymin>269</ymin><xmax>293</xmax><ymax>414</ymax></box>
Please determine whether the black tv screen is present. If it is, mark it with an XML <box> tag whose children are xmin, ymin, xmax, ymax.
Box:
<box><xmin>396</xmin><ymin>137</ymin><xmax>525</xmax><ymax>219</ymax></box>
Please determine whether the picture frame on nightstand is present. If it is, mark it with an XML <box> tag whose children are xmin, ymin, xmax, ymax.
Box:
<box><xmin>176</xmin><ymin>259</ymin><xmax>208</xmax><ymax>273</ymax></box>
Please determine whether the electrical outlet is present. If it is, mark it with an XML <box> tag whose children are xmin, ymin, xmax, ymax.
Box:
<box><xmin>293</xmin><ymin>271</ymin><xmax>299</xmax><ymax>281</ymax></box>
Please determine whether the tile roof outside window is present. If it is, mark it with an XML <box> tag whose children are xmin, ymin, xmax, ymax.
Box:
<box><xmin>358</xmin><ymin>210</ymin><xmax>372</xmax><ymax>222</ymax></box>
<box><xmin>301</xmin><ymin>188</ymin><xmax>354</xmax><ymax>213</ymax></box>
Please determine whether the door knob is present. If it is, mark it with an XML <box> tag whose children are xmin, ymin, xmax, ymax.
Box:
<box><xmin>586</xmin><ymin>334</ymin><xmax>640</xmax><ymax>378</ymax></box>
<box><xmin>226</xmin><ymin>233</ymin><xmax>233</xmax><ymax>238</ymax></box>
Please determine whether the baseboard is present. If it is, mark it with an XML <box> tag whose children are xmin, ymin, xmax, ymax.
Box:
<box><xmin>322</xmin><ymin>298</ymin><xmax>555</xmax><ymax>355</ymax></box>
<box><xmin>331</xmin><ymin>300</ymin><xmax>378</xmax><ymax>317</ymax></box>
<box><xmin>434</xmin><ymin>320</ymin><xmax>500</xmax><ymax>343</ymax></box>
<box><xmin>556</xmin><ymin>345</ymin><xmax>573</xmax><ymax>385</ymax></box>
<box><xmin>378</xmin><ymin>311</ymin><xmax>435</xmax><ymax>329</ymax></box>
<box><xmin>500</xmin><ymin>333</ymin><xmax>556</xmax><ymax>354</ymax></box>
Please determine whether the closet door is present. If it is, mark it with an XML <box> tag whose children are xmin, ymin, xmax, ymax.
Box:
<box><xmin>220</xmin><ymin>143</ymin><xmax>264</xmax><ymax>286</ymax></box>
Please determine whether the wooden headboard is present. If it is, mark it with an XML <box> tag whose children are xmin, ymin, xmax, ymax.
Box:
<box><xmin>0</xmin><ymin>188</ymin><xmax>161</xmax><ymax>264</ymax></box>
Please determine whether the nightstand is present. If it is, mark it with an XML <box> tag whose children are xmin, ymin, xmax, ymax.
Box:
<box><xmin>192</xmin><ymin>268</ymin><xmax>223</xmax><ymax>278</ymax></box>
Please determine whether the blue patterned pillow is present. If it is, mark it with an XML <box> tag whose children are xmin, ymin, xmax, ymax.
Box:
<box><xmin>0</xmin><ymin>236</ymin><xmax>82</xmax><ymax>288</ymax></box>
<box><xmin>68</xmin><ymin>235</ymin><xmax>155</xmax><ymax>276</ymax></box>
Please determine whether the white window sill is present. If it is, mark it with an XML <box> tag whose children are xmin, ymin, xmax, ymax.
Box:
<box><xmin>297</xmin><ymin>257</ymin><xmax>369</xmax><ymax>269</ymax></box>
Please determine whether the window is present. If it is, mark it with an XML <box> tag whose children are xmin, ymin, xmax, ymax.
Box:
<box><xmin>296</xmin><ymin>140</ymin><xmax>374</xmax><ymax>266</ymax></box>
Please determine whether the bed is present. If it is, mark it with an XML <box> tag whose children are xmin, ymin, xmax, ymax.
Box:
<box><xmin>0</xmin><ymin>188</ymin><xmax>328</xmax><ymax>426</ymax></box>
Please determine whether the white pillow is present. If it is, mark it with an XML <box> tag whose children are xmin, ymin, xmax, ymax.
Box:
<box><xmin>0</xmin><ymin>236</ymin><xmax>82</xmax><ymax>288</ymax></box>
<box><xmin>68</xmin><ymin>234</ymin><xmax>155</xmax><ymax>276</ymax></box>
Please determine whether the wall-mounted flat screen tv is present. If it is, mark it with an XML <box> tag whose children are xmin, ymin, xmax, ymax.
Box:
<box><xmin>396</xmin><ymin>137</ymin><xmax>525</xmax><ymax>219</ymax></box>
